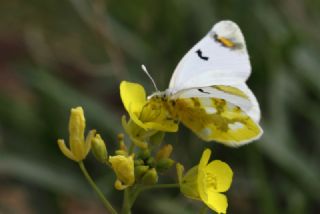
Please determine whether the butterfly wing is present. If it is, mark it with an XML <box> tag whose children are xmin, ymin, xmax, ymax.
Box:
<box><xmin>168</xmin><ymin>20</ymin><xmax>251</xmax><ymax>94</ymax></box>
<box><xmin>171</xmin><ymin>83</ymin><xmax>261</xmax><ymax>122</ymax></box>
<box><xmin>165</xmin><ymin>20</ymin><xmax>262</xmax><ymax>145</ymax></box>
<box><xmin>167</xmin><ymin>86</ymin><xmax>262</xmax><ymax>146</ymax></box>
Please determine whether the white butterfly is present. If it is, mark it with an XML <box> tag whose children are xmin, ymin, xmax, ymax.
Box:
<box><xmin>147</xmin><ymin>20</ymin><xmax>263</xmax><ymax>146</ymax></box>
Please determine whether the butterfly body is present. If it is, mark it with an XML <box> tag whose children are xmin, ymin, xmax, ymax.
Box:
<box><xmin>147</xmin><ymin>20</ymin><xmax>263</xmax><ymax>146</ymax></box>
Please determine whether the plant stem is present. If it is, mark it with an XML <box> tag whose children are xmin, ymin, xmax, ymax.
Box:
<box><xmin>121</xmin><ymin>188</ymin><xmax>132</xmax><ymax>214</ymax></box>
<box><xmin>79</xmin><ymin>161</ymin><xmax>117</xmax><ymax>214</ymax></box>
<box><xmin>128</xmin><ymin>143</ymin><xmax>135</xmax><ymax>155</ymax></box>
<box><xmin>139</xmin><ymin>183</ymin><xmax>180</xmax><ymax>191</ymax></box>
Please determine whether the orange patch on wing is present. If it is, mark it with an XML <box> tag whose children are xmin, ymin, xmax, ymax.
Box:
<box><xmin>217</xmin><ymin>37</ymin><xmax>235</xmax><ymax>48</ymax></box>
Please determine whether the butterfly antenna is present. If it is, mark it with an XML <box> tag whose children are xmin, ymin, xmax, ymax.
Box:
<box><xmin>141</xmin><ymin>64</ymin><xmax>159</xmax><ymax>92</ymax></box>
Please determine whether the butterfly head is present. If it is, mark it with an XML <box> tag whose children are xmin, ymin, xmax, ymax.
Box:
<box><xmin>147</xmin><ymin>91</ymin><xmax>167</xmax><ymax>101</ymax></box>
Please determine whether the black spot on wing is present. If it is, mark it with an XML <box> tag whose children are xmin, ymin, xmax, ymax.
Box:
<box><xmin>196</xmin><ymin>49</ymin><xmax>209</xmax><ymax>61</ymax></box>
<box><xmin>198</xmin><ymin>88</ymin><xmax>210</xmax><ymax>94</ymax></box>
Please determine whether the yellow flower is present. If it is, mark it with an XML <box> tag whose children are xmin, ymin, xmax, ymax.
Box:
<box><xmin>109</xmin><ymin>154</ymin><xmax>135</xmax><ymax>190</ymax></box>
<box><xmin>178</xmin><ymin>149</ymin><xmax>233</xmax><ymax>213</ymax></box>
<box><xmin>120</xmin><ymin>81</ymin><xmax>178</xmax><ymax>132</ymax></box>
<box><xmin>57</xmin><ymin>107</ymin><xmax>95</xmax><ymax>162</ymax></box>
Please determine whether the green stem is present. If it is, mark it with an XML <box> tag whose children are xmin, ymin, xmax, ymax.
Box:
<box><xmin>121</xmin><ymin>188</ymin><xmax>132</xmax><ymax>214</ymax></box>
<box><xmin>139</xmin><ymin>183</ymin><xmax>180</xmax><ymax>191</ymax></box>
<box><xmin>128</xmin><ymin>143</ymin><xmax>135</xmax><ymax>155</ymax></box>
<box><xmin>78</xmin><ymin>161</ymin><xmax>117</xmax><ymax>214</ymax></box>
<box><xmin>130</xmin><ymin>183</ymin><xmax>180</xmax><ymax>207</ymax></box>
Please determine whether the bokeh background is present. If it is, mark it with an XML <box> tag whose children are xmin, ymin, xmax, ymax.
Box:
<box><xmin>1</xmin><ymin>0</ymin><xmax>320</xmax><ymax>213</ymax></box>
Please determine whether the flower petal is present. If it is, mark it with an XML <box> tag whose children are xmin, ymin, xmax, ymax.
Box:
<box><xmin>206</xmin><ymin>160</ymin><xmax>233</xmax><ymax>192</ymax></box>
<box><xmin>85</xmin><ymin>129</ymin><xmax>96</xmax><ymax>156</ymax></box>
<box><xmin>69</xmin><ymin>107</ymin><xmax>86</xmax><ymax>159</ymax></box>
<box><xmin>120</xmin><ymin>81</ymin><xmax>146</xmax><ymax>115</ymax></box>
<box><xmin>120</xmin><ymin>81</ymin><xmax>179</xmax><ymax>133</ymax></box>
<box><xmin>197</xmin><ymin>148</ymin><xmax>212</xmax><ymax>201</ymax></box>
<box><xmin>205</xmin><ymin>191</ymin><xmax>228</xmax><ymax>214</ymax></box>
<box><xmin>69</xmin><ymin>107</ymin><xmax>85</xmax><ymax>145</ymax></box>
<box><xmin>199</xmin><ymin>149</ymin><xmax>211</xmax><ymax>168</ymax></box>
<box><xmin>180</xmin><ymin>166</ymin><xmax>200</xmax><ymax>200</ymax></box>
<box><xmin>57</xmin><ymin>139</ymin><xmax>77</xmax><ymax>161</ymax></box>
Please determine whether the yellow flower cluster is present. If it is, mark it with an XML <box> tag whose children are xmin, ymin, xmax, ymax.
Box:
<box><xmin>57</xmin><ymin>107</ymin><xmax>136</xmax><ymax>191</ymax></box>
<box><xmin>56</xmin><ymin>81</ymin><xmax>234</xmax><ymax>213</ymax></box>
<box><xmin>119</xmin><ymin>81</ymin><xmax>234</xmax><ymax>213</ymax></box>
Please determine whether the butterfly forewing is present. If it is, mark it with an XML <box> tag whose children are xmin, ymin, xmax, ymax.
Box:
<box><xmin>169</xmin><ymin>20</ymin><xmax>251</xmax><ymax>93</ymax></box>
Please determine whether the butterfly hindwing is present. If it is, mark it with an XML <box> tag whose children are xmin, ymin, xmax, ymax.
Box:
<box><xmin>170</xmin><ymin>84</ymin><xmax>261</xmax><ymax>122</ymax></box>
<box><xmin>166</xmin><ymin>95</ymin><xmax>262</xmax><ymax>146</ymax></box>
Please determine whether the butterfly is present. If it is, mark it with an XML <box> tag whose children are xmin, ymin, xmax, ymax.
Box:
<box><xmin>143</xmin><ymin>20</ymin><xmax>263</xmax><ymax>147</ymax></box>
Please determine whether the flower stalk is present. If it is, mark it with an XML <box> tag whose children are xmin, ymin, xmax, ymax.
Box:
<box><xmin>121</xmin><ymin>188</ymin><xmax>132</xmax><ymax>214</ymax></box>
<box><xmin>78</xmin><ymin>161</ymin><xmax>118</xmax><ymax>214</ymax></box>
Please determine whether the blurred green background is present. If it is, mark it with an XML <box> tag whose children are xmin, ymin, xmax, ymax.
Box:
<box><xmin>0</xmin><ymin>0</ymin><xmax>320</xmax><ymax>213</ymax></box>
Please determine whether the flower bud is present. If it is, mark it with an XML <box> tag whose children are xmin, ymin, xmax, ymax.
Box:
<box><xmin>146</xmin><ymin>157</ymin><xmax>155</xmax><ymax>166</ymax></box>
<box><xmin>115</xmin><ymin>150</ymin><xmax>128</xmax><ymax>156</ymax></box>
<box><xmin>117</xmin><ymin>133</ymin><xmax>127</xmax><ymax>152</ymax></box>
<box><xmin>134</xmin><ymin>159</ymin><xmax>144</xmax><ymax>166</ymax></box>
<box><xmin>91</xmin><ymin>134</ymin><xmax>108</xmax><ymax>163</ymax></box>
<box><xmin>134</xmin><ymin>165</ymin><xmax>149</xmax><ymax>181</ymax></box>
<box><xmin>156</xmin><ymin>158</ymin><xmax>175</xmax><ymax>172</ymax></box>
<box><xmin>109</xmin><ymin>155</ymin><xmax>135</xmax><ymax>190</ymax></box>
<box><xmin>156</xmin><ymin>144</ymin><xmax>173</xmax><ymax>160</ymax></box>
<box><xmin>137</xmin><ymin>149</ymin><xmax>150</xmax><ymax>160</ymax></box>
<box><xmin>117</xmin><ymin>133</ymin><xmax>124</xmax><ymax>142</ymax></box>
<box><xmin>141</xmin><ymin>168</ymin><xmax>158</xmax><ymax>185</ymax></box>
